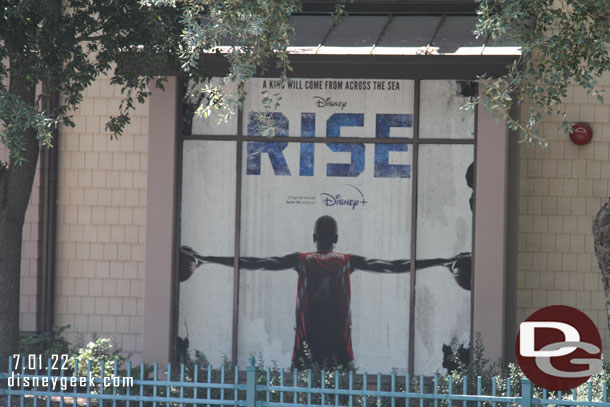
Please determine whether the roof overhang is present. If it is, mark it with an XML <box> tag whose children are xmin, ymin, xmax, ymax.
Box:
<box><xmin>286</xmin><ymin>15</ymin><xmax>520</xmax><ymax>56</ymax></box>
<box><xmin>202</xmin><ymin>15</ymin><xmax>520</xmax><ymax>79</ymax></box>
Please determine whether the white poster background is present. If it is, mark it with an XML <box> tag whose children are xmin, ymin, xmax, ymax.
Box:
<box><xmin>420</xmin><ymin>80</ymin><xmax>475</xmax><ymax>139</ymax></box>
<box><xmin>179</xmin><ymin>140</ymin><xmax>236</xmax><ymax>363</ymax></box>
<box><xmin>238</xmin><ymin>78</ymin><xmax>414</xmax><ymax>372</ymax></box>
<box><xmin>415</xmin><ymin>144</ymin><xmax>473</xmax><ymax>374</ymax></box>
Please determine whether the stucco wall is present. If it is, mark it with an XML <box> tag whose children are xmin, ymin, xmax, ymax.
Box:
<box><xmin>517</xmin><ymin>72</ymin><xmax>610</xmax><ymax>354</ymax></box>
<box><xmin>54</xmin><ymin>74</ymin><xmax>148</xmax><ymax>360</ymax></box>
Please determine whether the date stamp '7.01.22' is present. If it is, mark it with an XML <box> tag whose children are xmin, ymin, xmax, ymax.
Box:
<box><xmin>9</xmin><ymin>354</ymin><xmax>134</xmax><ymax>390</ymax></box>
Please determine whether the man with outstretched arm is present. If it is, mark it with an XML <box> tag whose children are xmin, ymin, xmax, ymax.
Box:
<box><xmin>179</xmin><ymin>215</ymin><xmax>470</xmax><ymax>369</ymax></box>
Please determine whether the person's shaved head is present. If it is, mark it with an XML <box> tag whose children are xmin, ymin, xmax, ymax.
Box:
<box><xmin>314</xmin><ymin>215</ymin><xmax>338</xmax><ymax>251</ymax></box>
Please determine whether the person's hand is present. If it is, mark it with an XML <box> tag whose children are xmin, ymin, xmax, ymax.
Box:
<box><xmin>179</xmin><ymin>245</ymin><xmax>204</xmax><ymax>282</ymax></box>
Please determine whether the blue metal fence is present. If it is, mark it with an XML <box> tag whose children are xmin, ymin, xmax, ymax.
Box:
<box><xmin>1</xmin><ymin>357</ymin><xmax>608</xmax><ymax>407</ymax></box>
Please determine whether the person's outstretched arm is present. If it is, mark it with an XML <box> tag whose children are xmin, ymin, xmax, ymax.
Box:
<box><xmin>179</xmin><ymin>245</ymin><xmax>298</xmax><ymax>281</ymax></box>
<box><xmin>231</xmin><ymin>253</ymin><xmax>299</xmax><ymax>270</ymax></box>
<box><xmin>350</xmin><ymin>255</ymin><xmax>455</xmax><ymax>273</ymax></box>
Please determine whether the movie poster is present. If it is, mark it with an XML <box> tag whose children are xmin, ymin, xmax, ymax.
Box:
<box><xmin>179</xmin><ymin>78</ymin><xmax>474</xmax><ymax>374</ymax></box>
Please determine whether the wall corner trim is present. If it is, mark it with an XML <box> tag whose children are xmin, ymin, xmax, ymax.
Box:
<box><xmin>473</xmin><ymin>106</ymin><xmax>509</xmax><ymax>361</ymax></box>
<box><xmin>142</xmin><ymin>77</ymin><xmax>179</xmax><ymax>364</ymax></box>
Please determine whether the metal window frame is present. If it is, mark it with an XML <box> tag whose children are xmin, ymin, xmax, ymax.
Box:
<box><xmin>176</xmin><ymin>76</ymin><xmax>477</xmax><ymax>375</ymax></box>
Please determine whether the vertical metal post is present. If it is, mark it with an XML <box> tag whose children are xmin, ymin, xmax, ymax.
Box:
<box><xmin>521</xmin><ymin>379</ymin><xmax>532</xmax><ymax>407</ymax></box>
<box><xmin>232</xmin><ymin>108</ymin><xmax>244</xmax><ymax>364</ymax></box>
<box><xmin>246</xmin><ymin>357</ymin><xmax>257</xmax><ymax>407</ymax></box>
<box><xmin>408</xmin><ymin>79</ymin><xmax>420</xmax><ymax>376</ymax></box>
<box><xmin>171</xmin><ymin>76</ymin><xmax>185</xmax><ymax>364</ymax></box>
<box><xmin>469</xmin><ymin>95</ymin><xmax>478</xmax><ymax>360</ymax></box>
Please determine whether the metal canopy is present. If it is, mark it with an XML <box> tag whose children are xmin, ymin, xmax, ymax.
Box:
<box><xmin>286</xmin><ymin>15</ymin><xmax>519</xmax><ymax>56</ymax></box>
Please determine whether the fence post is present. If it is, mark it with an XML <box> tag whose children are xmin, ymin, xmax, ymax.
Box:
<box><xmin>247</xmin><ymin>357</ymin><xmax>257</xmax><ymax>407</ymax></box>
<box><xmin>521</xmin><ymin>378</ymin><xmax>532</xmax><ymax>407</ymax></box>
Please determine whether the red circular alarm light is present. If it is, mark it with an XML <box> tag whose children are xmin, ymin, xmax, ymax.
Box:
<box><xmin>570</xmin><ymin>123</ymin><xmax>593</xmax><ymax>145</ymax></box>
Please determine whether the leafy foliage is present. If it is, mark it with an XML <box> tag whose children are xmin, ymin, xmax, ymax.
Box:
<box><xmin>67</xmin><ymin>336</ymin><xmax>125</xmax><ymax>380</ymax></box>
<box><xmin>0</xmin><ymin>92</ymin><xmax>57</xmax><ymax>163</ymax></box>
<box><xmin>146</xmin><ymin>0</ymin><xmax>301</xmax><ymax>121</ymax></box>
<box><xmin>19</xmin><ymin>325</ymin><xmax>71</xmax><ymax>364</ymax></box>
<box><xmin>472</xmin><ymin>0</ymin><xmax>610</xmax><ymax>146</ymax></box>
<box><xmin>0</xmin><ymin>0</ymin><xmax>185</xmax><ymax>163</ymax></box>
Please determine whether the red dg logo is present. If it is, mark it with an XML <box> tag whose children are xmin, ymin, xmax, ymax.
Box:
<box><xmin>515</xmin><ymin>305</ymin><xmax>602</xmax><ymax>391</ymax></box>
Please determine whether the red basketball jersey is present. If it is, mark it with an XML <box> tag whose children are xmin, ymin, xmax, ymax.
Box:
<box><xmin>292</xmin><ymin>251</ymin><xmax>354</xmax><ymax>367</ymax></box>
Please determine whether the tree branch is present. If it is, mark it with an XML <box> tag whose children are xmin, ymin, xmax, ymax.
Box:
<box><xmin>0</xmin><ymin>161</ymin><xmax>7</xmax><ymax>212</ymax></box>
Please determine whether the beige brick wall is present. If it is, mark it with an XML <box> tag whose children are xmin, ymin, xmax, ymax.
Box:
<box><xmin>0</xmin><ymin>145</ymin><xmax>41</xmax><ymax>333</ymax></box>
<box><xmin>55</xmin><ymin>74</ymin><xmax>148</xmax><ymax>360</ymax></box>
<box><xmin>517</xmin><ymin>71</ymin><xmax>610</xmax><ymax>354</ymax></box>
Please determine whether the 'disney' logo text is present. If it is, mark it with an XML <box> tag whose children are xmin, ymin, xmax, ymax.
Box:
<box><xmin>313</xmin><ymin>96</ymin><xmax>347</xmax><ymax>110</ymax></box>
<box><xmin>321</xmin><ymin>184</ymin><xmax>368</xmax><ymax>210</ymax></box>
